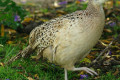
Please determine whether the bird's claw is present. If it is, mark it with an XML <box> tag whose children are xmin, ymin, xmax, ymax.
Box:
<box><xmin>73</xmin><ymin>67</ymin><xmax>98</xmax><ymax>76</ymax></box>
<box><xmin>83</xmin><ymin>67</ymin><xmax>98</xmax><ymax>75</ymax></box>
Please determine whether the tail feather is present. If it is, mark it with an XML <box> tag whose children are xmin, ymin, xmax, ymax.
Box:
<box><xmin>5</xmin><ymin>45</ymin><xmax>33</xmax><ymax>65</ymax></box>
<box><xmin>21</xmin><ymin>45</ymin><xmax>33</xmax><ymax>57</ymax></box>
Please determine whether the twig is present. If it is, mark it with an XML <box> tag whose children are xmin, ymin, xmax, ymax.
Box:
<box><xmin>89</xmin><ymin>34</ymin><xmax>120</xmax><ymax>66</ymax></box>
<box><xmin>93</xmin><ymin>41</ymin><xmax>113</xmax><ymax>63</ymax></box>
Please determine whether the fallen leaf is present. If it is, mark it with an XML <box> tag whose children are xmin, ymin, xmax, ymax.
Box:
<box><xmin>112</xmin><ymin>55</ymin><xmax>120</xmax><ymax>59</ymax></box>
<box><xmin>0</xmin><ymin>62</ymin><xmax>4</xmax><ymax>66</ymax></box>
<box><xmin>118</xmin><ymin>1</ymin><xmax>120</xmax><ymax>5</ymax></box>
<box><xmin>39</xmin><ymin>18</ymin><xmax>48</xmax><ymax>22</ymax></box>
<box><xmin>27</xmin><ymin>77</ymin><xmax>35</xmax><ymax>80</ymax></box>
<box><xmin>87</xmin><ymin>54</ymin><xmax>94</xmax><ymax>60</ymax></box>
<box><xmin>23</xmin><ymin>74</ymin><xmax>35</xmax><ymax>80</ymax></box>
<box><xmin>104</xmin><ymin>1</ymin><xmax>113</xmax><ymax>9</ymax></box>
<box><xmin>101</xmin><ymin>40</ymin><xmax>111</xmax><ymax>44</ymax></box>
<box><xmin>6</xmin><ymin>41</ymin><xmax>13</xmax><ymax>44</ymax></box>
<box><xmin>34</xmin><ymin>74</ymin><xmax>39</xmax><ymax>79</ymax></box>
<box><xmin>104</xmin><ymin>29</ymin><xmax>112</xmax><ymax>33</ymax></box>
<box><xmin>1</xmin><ymin>24</ymin><xmax>4</xmax><ymax>37</ymax></box>
<box><xmin>4</xmin><ymin>29</ymin><xmax>17</xmax><ymax>35</ymax></box>
<box><xmin>56</xmin><ymin>10</ymin><xmax>66</xmax><ymax>14</ymax></box>
<box><xmin>113</xmin><ymin>68</ymin><xmax>119</xmax><ymax>76</ymax></box>
<box><xmin>22</xmin><ymin>17</ymin><xmax>34</xmax><ymax>23</ymax></box>
<box><xmin>78</xmin><ymin>71</ymin><xmax>85</xmax><ymax>76</ymax></box>
<box><xmin>76</xmin><ymin>0</ymin><xmax>80</xmax><ymax>4</ymax></box>
<box><xmin>80</xmin><ymin>58</ymin><xmax>91</xmax><ymax>63</ymax></box>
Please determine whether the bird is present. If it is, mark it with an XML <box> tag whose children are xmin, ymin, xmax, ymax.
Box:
<box><xmin>7</xmin><ymin>0</ymin><xmax>108</xmax><ymax>80</ymax></box>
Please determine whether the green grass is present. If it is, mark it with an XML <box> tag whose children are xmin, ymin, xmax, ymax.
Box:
<box><xmin>0</xmin><ymin>45</ymin><xmax>120</xmax><ymax>80</ymax></box>
<box><xmin>0</xmin><ymin>45</ymin><xmax>78</xmax><ymax>80</ymax></box>
<box><xmin>97</xmin><ymin>72</ymin><xmax>120</xmax><ymax>80</ymax></box>
<box><xmin>0</xmin><ymin>59</ymin><xmax>64</xmax><ymax>80</ymax></box>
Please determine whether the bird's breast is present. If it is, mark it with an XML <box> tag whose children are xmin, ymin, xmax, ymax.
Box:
<box><xmin>52</xmin><ymin>16</ymin><xmax>105</xmax><ymax>66</ymax></box>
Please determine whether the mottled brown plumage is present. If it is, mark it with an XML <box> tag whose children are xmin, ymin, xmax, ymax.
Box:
<box><xmin>7</xmin><ymin>0</ymin><xmax>108</xmax><ymax>80</ymax></box>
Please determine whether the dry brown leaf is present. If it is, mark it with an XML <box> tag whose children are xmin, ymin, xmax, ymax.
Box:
<box><xmin>27</xmin><ymin>77</ymin><xmax>35</xmax><ymax>80</ymax></box>
<box><xmin>34</xmin><ymin>74</ymin><xmax>39</xmax><ymax>79</ymax></box>
<box><xmin>78</xmin><ymin>71</ymin><xmax>85</xmax><ymax>76</ymax></box>
<box><xmin>23</xmin><ymin>74</ymin><xmax>35</xmax><ymax>80</ymax></box>
<box><xmin>0</xmin><ymin>62</ymin><xmax>4</xmax><ymax>66</ymax></box>
<box><xmin>75</xmin><ymin>0</ymin><xmax>80</xmax><ymax>4</ymax></box>
<box><xmin>1</xmin><ymin>24</ymin><xmax>4</xmax><ymax>37</ymax></box>
<box><xmin>99</xmin><ymin>40</ymin><xmax>108</xmax><ymax>47</ymax></box>
<box><xmin>22</xmin><ymin>17</ymin><xmax>34</xmax><ymax>23</ymax></box>
<box><xmin>56</xmin><ymin>10</ymin><xmax>66</xmax><ymax>14</ymax></box>
<box><xmin>6</xmin><ymin>41</ymin><xmax>13</xmax><ymax>44</ymax></box>
<box><xmin>104</xmin><ymin>1</ymin><xmax>113</xmax><ymax>9</ymax></box>
<box><xmin>4</xmin><ymin>29</ymin><xmax>17</xmax><ymax>34</ymax></box>
<box><xmin>90</xmin><ymin>51</ymin><xmax>98</xmax><ymax>55</ymax></box>
<box><xmin>101</xmin><ymin>40</ymin><xmax>111</xmax><ymax>44</ymax></box>
<box><xmin>112</xmin><ymin>55</ymin><xmax>120</xmax><ymax>59</ymax></box>
<box><xmin>104</xmin><ymin>29</ymin><xmax>112</xmax><ymax>33</ymax></box>
<box><xmin>118</xmin><ymin>1</ymin><xmax>120</xmax><ymax>5</ymax></box>
<box><xmin>39</xmin><ymin>18</ymin><xmax>48</xmax><ymax>22</ymax></box>
<box><xmin>113</xmin><ymin>68</ymin><xmax>119</xmax><ymax>76</ymax></box>
<box><xmin>87</xmin><ymin>55</ymin><xmax>94</xmax><ymax>60</ymax></box>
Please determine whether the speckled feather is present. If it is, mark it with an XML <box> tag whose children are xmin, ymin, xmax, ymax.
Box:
<box><xmin>28</xmin><ymin>11</ymin><xmax>87</xmax><ymax>55</ymax></box>
<box><xmin>7</xmin><ymin>0</ymin><xmax>106</xmax><ymax>72</ymax></box>
<box><xmin>28</xmin><ymin>1</ymin><xmax>104</xmax><ymax>64</ymax></box>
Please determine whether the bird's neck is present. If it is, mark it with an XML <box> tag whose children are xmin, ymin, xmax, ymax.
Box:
<box><xmin>86</xmin><ymin>1</ymin><xmax>104</xmax><ymax>15</ymax></box>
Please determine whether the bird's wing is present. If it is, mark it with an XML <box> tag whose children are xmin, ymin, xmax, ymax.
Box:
<box><xmin>29</xmin><ymin>10</ymin><xmax>89</xmax><ymax>50</ymax></box>
<box><xmin>29</xmin><ymin>17</ymin><xmax>68</xmax><ymax>50</ymax></box>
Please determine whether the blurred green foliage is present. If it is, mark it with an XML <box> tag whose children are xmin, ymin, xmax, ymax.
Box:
<box><xmin>0</xmin><ymin>0</ymin><xmax>27</xmax><ymax>29</ymax></box>
<box><xmin>0</xmin><ymin>33</ymin><xmax>8</xmax><ymax>44</ymax></box>
<box><xmin>64</xmin><ymin>3</ymin><xmax>87</xmax><ymax>13</ymax></box>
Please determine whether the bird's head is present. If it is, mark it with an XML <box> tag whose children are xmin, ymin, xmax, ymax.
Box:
<box><xmin>91</xmin><ymin>0</ymin><xmax>108</xmax><ymax>5</ymax></box>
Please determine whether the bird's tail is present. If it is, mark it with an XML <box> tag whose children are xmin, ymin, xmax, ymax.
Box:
<box><xmin>5</xmin><ymin>45</ymin><xmax>33</xmax><ymax>65</ymax></box>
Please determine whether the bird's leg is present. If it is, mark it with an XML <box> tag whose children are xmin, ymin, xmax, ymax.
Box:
<box><xmin>64</xmin><ymin>68</ymin><xmax>68</xmax><ymax>80</ymax></box>
<box><xmin>72</xmin><ymin>67</ymin><xmax>98</xmax><ymax>75</ymax></box>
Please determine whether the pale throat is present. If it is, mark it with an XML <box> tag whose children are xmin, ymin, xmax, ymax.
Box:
<box><xmin>87</xmin><ymin>1</ymin><xmax>105</xmax><ymax>15</ymax></box>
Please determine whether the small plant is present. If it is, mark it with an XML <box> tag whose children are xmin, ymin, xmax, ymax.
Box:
<box><xmin>0</xmin><ymin>0</ymin><xmax>27</xmax><ymax>29</ymax></box>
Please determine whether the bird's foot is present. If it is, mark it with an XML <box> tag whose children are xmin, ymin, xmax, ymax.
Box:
<box><xmin>72</xmin><ymin>67</ymin><xmax>98</xmax><ymax>75</ymax></box>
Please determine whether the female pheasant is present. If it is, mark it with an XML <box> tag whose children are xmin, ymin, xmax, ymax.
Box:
<box><xmin>7</xmin><ymin>0</ymin><xmax>108</xmax><ymax>80</ymax></box>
